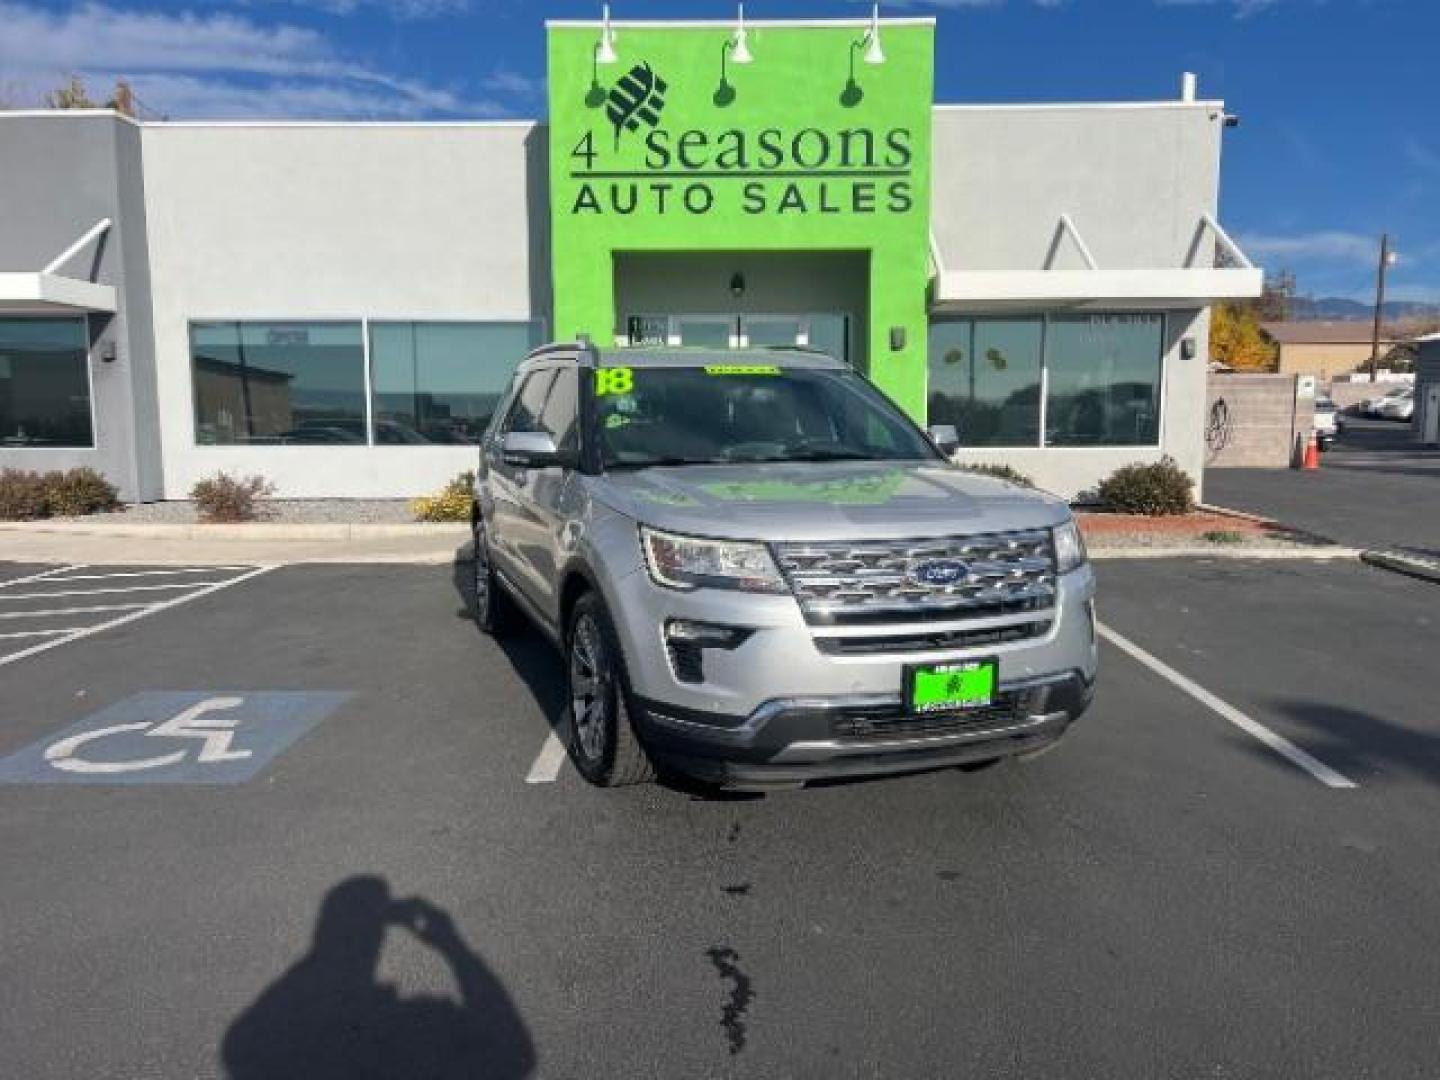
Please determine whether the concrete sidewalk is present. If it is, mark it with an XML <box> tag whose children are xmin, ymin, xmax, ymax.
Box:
<box><xmin>0</xmin><ymin>520</ymin><xmax>470</xmax><ymax>566</ymax></box>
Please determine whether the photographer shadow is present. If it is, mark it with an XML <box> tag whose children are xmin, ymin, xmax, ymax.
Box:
<box><xmin>223</xmin><ymin>875</ymin><xmax>535</xmax><ymax>1080</ymax></box>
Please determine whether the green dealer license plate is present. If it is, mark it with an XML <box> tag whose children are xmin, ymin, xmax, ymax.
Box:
<box><xmin>906</xmin><ymin>659</ymin><xmax>998</xmax><ymax>714</ymax></box>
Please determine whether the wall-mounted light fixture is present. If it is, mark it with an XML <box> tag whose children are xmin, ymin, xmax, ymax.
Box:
<box><xmin>596</xmin><ymin>3</ymin><xmax>618</xmax><ymax>65</ymax></box>
<box><xmin>730</xmin><ymin>272</ymin><xmax>746</xmax><ymax>298</ymax></box>
<box><xmin>862</xmin><ymin>3</ymin><xmax>886</xmax><ymax>65</ymax></box>
<box><xmin>100</xmin><ymin>340</ymin><xmax>117</xmax><ymax>364</ymax></box>
<box><xmin>714</xmin><ymin>4</ymin><xmax>753</xmax><ymax>107</ymax></box>
<box><xmin>841</xmin><ymin>4</ymin><xmax>885</xmax><ymax>107</ymax></box>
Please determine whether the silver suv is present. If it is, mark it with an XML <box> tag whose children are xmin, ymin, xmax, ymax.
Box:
<box><xmin>472</xmin><ymin>343</ymin><xmax>1097</xmax><ymax>791</ymax></box>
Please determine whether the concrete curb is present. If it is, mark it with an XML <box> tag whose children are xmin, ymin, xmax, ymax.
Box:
<box><xmin>1196</xmin><ymin>502</ymin><xmax>1282</xmax><ymax>527</ymax></box>
<box><xmin>1089</xmin><ymin>545</ymin><xmax>1359</xmax><ymax>561</ymax></box>
<box><xmin>1361</xmin><ymin>549</ymin><xmax>1440</xmax><ymax>585</ymax></box>
<box><xmin>0</xmin><ymin>520</ymin><xmax>469</xmax><ymax>541</ymax></box>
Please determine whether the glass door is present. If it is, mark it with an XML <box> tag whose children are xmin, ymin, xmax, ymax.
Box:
<box><xmin>674</xmin><ymin>317</ymin><xmax>736</xmax><ymax>348</ymax></box>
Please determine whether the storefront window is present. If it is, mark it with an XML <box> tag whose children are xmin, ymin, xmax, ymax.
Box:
<box><xmin>927</xmin><ymin>319</ymin><xmax>1042</xmax><ymax>447</ymax></box>
<box><xmin>192</xmin><ymin>321</ymin><xmax>366</xmax><ymax>445</ymax></box>
<box><xmin>369</xmin><ymin>321</ymin><xmax>543</xmax><ymax>445</ymax></box>
<box><xmin>0</xmin><ymin>317</ymin><xmax>92</xmax><ymax>448</ymax></box>
<box><xmin>928</xmin><ymin>313</ymin><xmax>1164</xmax><ymax>449</ymax></box>
<box><xmin>1044</xmin><ymin>315</ymin><xmax>1164</xmax><ymax>447</ymax></box>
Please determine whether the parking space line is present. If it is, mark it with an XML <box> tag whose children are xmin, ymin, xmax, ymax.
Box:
<box><xmin>1097</xmin><ymin>621</ymin><xmax>1357</xmax><ymax>790</ymax></box>
<box><xmin>525</xmin><ymin>733</ymin><xmax>568</xmax><ymax>784</ymax></box>
<box><xmin>0</xmin><ymin>566</ymin><xmax>276</xmax><ymax>668</ymax></box>
<box><xmin>0</xmin><ymin>629</ymin><xmax>76</xmax><ymax>641</ymax></box>
<box><xmin>0</xmin><ymin>603</ymin><xmax>153</xmax><ymax>620</ymax></box>
<box><xmin>0</xmin><ymin>565</ymin><xmax>85</xmax><ymax>589</ymax></box>
<box><xmin>1</xmin><ymin>582</ymin><xmax>233</xmax><ymax>601</ymax></box>
<box><xmin>45</xmin><ymin>567</ymin><xmax>253</xmax><ymax>581</ymax></box>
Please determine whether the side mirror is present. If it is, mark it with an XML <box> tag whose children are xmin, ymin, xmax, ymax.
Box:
<box><xmin>502</xmin><ymin>430</ymin><xmax>563</xmax><ymax>468</ymax></box>
<box><xmin>928</xmin><ymin>424</ymin><xmax>960</xmax><ymax>455</ymax></box>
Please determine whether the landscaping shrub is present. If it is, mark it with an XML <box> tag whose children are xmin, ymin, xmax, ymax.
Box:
<box><xmin>0</xmin><ymin>469</ymin><xmax>51</xmax><ymax>521</ymax></box>
<box><xmin>411</xmin><ymin>471</ymin><xmax>475</xmax><ymax>523</ymax></box>
<box><xmin>43</xmin><ymin>467</ymin><xmax>120</xmax><ymax>517</ymax></box>
<box><xmin>1096</xmin><ymin>457</ymin><xmax>1195</xmax><ymax>516</ymax></box>
<box><xmin>957</xmin><ymin>463</ymin><xmax>1034</xmax><ymax>488</ymax></box>
<box><xmin>191</xmin><ymin>473</ymin><xmax>275</xmax><ymax>523</ymax></box>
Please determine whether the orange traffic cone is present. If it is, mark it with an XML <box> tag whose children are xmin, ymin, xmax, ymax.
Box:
<box><xmin>1302</xmin><ymin>432</ymin><xmax>1320</xmax><ymax>470</ymax></box>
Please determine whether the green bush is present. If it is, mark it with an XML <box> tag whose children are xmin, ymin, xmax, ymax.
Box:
<box><xmin>0</xmin><ymin>469</ymin><xmax>51</xmax><ymax>521</ymax></box>
<box><xmin>411</xmin><ymin>471</ymin><xmax>475</xmax><ymax>523</ymax></box>
<box><xmin>957</xmin><ymin>463</ymin><xmax>1034</xmax><ymax>488</ymax></box>
<box><xmin>191</xmin><ymin>473</ymin><xmax>275</xmax><ymax>523</ymax></box>
<box><xmin>1097</xmin><ymin>457</ymin><xmax>1195</xmax><ymax>516</ymax></box>
<box><xmin>43</xmin><ymin>467</ymin><xmax>120</xmax><ymax>517</ymax></box>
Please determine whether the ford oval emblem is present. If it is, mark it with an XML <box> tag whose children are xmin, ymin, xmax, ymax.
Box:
<box><xmin>909</xmin><ymin>558</ymin><xmax>969</xmax><ymax>588</ymax></box>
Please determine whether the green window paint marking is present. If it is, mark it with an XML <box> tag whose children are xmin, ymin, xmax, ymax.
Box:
<box><xmin>703</xmin><ymin>364</ymin><xmax>781</xmax><ymax>376</ymax></box>
<box><xmin>594</xmin><ymin>367</ymin><xmax>635</xmax><ymax>396</ymax></box>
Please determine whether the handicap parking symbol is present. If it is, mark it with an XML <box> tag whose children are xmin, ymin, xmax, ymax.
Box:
<box><xmin>0</xmin><ymin>692</ymin><xmax>351</xmax><ymax>785</ymax></box>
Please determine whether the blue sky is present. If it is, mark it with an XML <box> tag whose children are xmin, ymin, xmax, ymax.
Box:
<box><xmin>2</xmin><ymin>0</ymin><xmax>1436</xmax><ymax>303</ymax></box>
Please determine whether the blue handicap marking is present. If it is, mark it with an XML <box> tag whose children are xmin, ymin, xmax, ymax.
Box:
<box><xmin>0</xmin><ymin>691</ymin><xmax>352</xmax><ymax>785</ymax></box>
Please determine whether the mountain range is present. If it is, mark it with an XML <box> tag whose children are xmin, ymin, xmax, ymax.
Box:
<box><xmin>1289</xmin><ymin>297</ymin><xmax>1440</xmax><ymax>321</ymax></box>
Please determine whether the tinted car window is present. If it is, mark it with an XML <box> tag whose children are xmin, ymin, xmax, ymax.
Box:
<box><xmin>537</xmin><ymin>368</ymin><xmax>580</xmax><ymax>454</ymax></box>
<box><xmin>502</xmin><ymin>369</ymin><xmax>556</xmax><ymax>435</ymax></box>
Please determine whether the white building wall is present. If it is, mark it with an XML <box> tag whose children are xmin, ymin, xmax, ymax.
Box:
<box><xmin>141</xmin><ymin>122</ymin><xmax>549</xmax><ymax>498</ymax></box>
<box><xmin>929</xmin><ymin>102</ymin><xmax>1228</xmax><ymax>500</ymax></box>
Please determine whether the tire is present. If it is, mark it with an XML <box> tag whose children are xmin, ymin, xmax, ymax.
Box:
<box><xmin>471</xmin><ymin>515</ymin><xmax>515</xmax><ymax>636</ymax></box>
<box><xmin>564</xmin><ymin>592</ymin><xmax>655</xmax><ymax>787</ymax></box>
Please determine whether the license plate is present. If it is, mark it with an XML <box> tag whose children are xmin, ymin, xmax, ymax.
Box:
<box><xmin>905</xmin><ymin>659</ymin><xmax>997</xmax><ymax>714</ymax></box>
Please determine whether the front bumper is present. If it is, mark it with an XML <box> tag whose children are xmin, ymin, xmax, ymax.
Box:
<box><xmin>633</xmin><ymin>671</ymin><xmax>1093</xmax><ymax>789</ymax></box>
<box><xmin>602</xmin><ymin>558</ymin><xmax>1099</xmax><ymax>789</ymax></box>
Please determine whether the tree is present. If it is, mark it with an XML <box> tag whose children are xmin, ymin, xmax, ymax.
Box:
<box><xmin>40</xmin><ymin>76</ymin><xmax>136</xmax><ymax>117</ymax></box>
<box><xmin>44</xmin><ymin>75</ymin><xmax>102</xmax><ymax>110</ymax></box>
<box><xmin>1210</xmin><ymin>302</ymin><xmax>1278</xmax><ymax>371</ymax></box>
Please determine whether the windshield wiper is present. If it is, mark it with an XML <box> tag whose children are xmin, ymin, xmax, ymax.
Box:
<box><xmin>605</xmin><ymin>456</ymin><xmax>729</xmax><ymax>470</ymax></box>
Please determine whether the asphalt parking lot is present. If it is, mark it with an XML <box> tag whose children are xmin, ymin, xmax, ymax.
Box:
<box><xmin>1</xmin><ymin>555</ymin><xmax>1437</xmax><ymax>1078</ymax></box>
<box><xmin>1208</xmin><ymin>417</ymin><xmax>1440</xmax><ymax>556</ymax></box>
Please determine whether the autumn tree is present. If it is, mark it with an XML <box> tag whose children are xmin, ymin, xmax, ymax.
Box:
<box><xmin>1210</xmin><ymin>302</ymin><xmax>1278</xmax><ymax>371</ymax></box>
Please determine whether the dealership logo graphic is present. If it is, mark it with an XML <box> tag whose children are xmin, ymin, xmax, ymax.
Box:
<box><xmin>606</xmin><ymin>62</ymin><xmax>668</xmax><ymax>147</ymax></box>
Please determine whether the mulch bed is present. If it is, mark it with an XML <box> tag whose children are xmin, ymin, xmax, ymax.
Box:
<box><xmin>1076</xmin><ymin>510</ymin><xmax>1274</xmax><ymax>538</ymax></box>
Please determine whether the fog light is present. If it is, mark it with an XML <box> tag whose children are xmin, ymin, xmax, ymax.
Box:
<box><xmin>664</xmin><ymin>619</ymin><xmax>752</xmax><ymax>649</ymax></box>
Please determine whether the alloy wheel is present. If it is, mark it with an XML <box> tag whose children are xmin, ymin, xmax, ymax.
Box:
<box><xmin>569</xmin><ymin>613</ymin><xmax>608</xmax><ymax>761</ymax></box>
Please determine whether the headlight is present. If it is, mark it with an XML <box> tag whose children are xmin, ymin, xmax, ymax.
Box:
<box><xmin>641</xmin><ymin>526</ymin><xmax>787</xmax><ymax>594</ymax></box>
<box><xmin>1053</xmin><ymin>519</ymin><xmax>1088</xmax><ymax>574</ymax></box>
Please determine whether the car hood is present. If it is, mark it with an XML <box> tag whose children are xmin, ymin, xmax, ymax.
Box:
<box><xmin>588</xmin><ymin>461</ymin><xmax>1069</xmax><ymax>542</ymax></box>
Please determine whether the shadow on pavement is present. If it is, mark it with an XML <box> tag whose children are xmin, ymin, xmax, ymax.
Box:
<box><xmin>222</xmin><ymin>876</ymin><xmax>535</xmax><ymax>1080</ymax></box>
<box><xmin>1260</xmin><ymin>700</ymin><xmax>1440</xmax><ymax>786</ymax></box>
<box><xmin>450</xmin><ymin>554</ymin><xmax>567</xmax><ymax>738</ymax></box>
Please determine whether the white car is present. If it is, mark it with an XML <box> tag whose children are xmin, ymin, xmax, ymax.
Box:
<box><xmin>1361</xmin><ymin>385</ymin><xmax>1412</xmax><ymax>418</ymax></box>
<box><xmin>1377</xmin><ymin>388</ymin><xmax>1414</xmax><ymax>422</ymax></box>
<box><xmin>1313</xmin><ymin>396</ymin><xmax>1338</xmax><ymax>448</ymax></box>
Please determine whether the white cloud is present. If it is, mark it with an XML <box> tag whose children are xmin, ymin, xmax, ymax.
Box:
<box><xmin>1238</xmin><ymin>231</ymin><xmax>1381</xmax><ymax>266</ymax></box>
<box><xmin>0</xmin><ymin>1</ymin><xmax>507</xmax><ymax>118</ymax></box>
<box><xmin>244</xmin><ymin>0</ymin><xmax>471</xmax><ymax>18</ymax></box>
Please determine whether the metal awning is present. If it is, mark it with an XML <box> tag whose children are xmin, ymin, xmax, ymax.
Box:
<box><xmin>931</xmin><ymin>213</ymin><xmax>1263</xmax><ymax>313</ymax></box>
<box><xmin>0</xmin><ymin>219</ymin><xmax>117</xmax><ymax>314</ymax></box>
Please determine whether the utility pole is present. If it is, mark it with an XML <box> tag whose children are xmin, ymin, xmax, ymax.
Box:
<box><xmin>1369</xmin><ymin>233</ymin><xmax>1395</xmax><ymax>380</ymax></box>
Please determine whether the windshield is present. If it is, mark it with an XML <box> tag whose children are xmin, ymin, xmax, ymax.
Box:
<box><xmin>591</xmin><ymin>362</ymin><xmax>940</xmax><ymax>468</ymax></box>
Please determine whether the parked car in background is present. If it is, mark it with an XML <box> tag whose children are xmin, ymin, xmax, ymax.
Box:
<box><xmin>1377</xmin><ymin>388</ymin><xmax>1414</xmax><ymax>422</ymax></box>
<box><xmin>1360</xmin><ymin>385</ymin><xmax>1413</xmax><ymax>418</ymax></box>
<box><xmin>1313</xmin><ymin>396</ymin><xmax>1338</xmax><ymax>449</ymax></box>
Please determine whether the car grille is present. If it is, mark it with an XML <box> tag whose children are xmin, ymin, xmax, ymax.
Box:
<box><xmin>773</xmin><ymin>530</ymin><xmax>1056</xmax><ymax>624</ymax></box>
<box><xmin>813</xmin><ymin>619</ymin><xmax>1052</xmax><ymax>657</ymax></box>
<box><xmin>829</xmin><ymin>697</ymin><xmax>1023</xmax><ymax>741</ymax></box>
